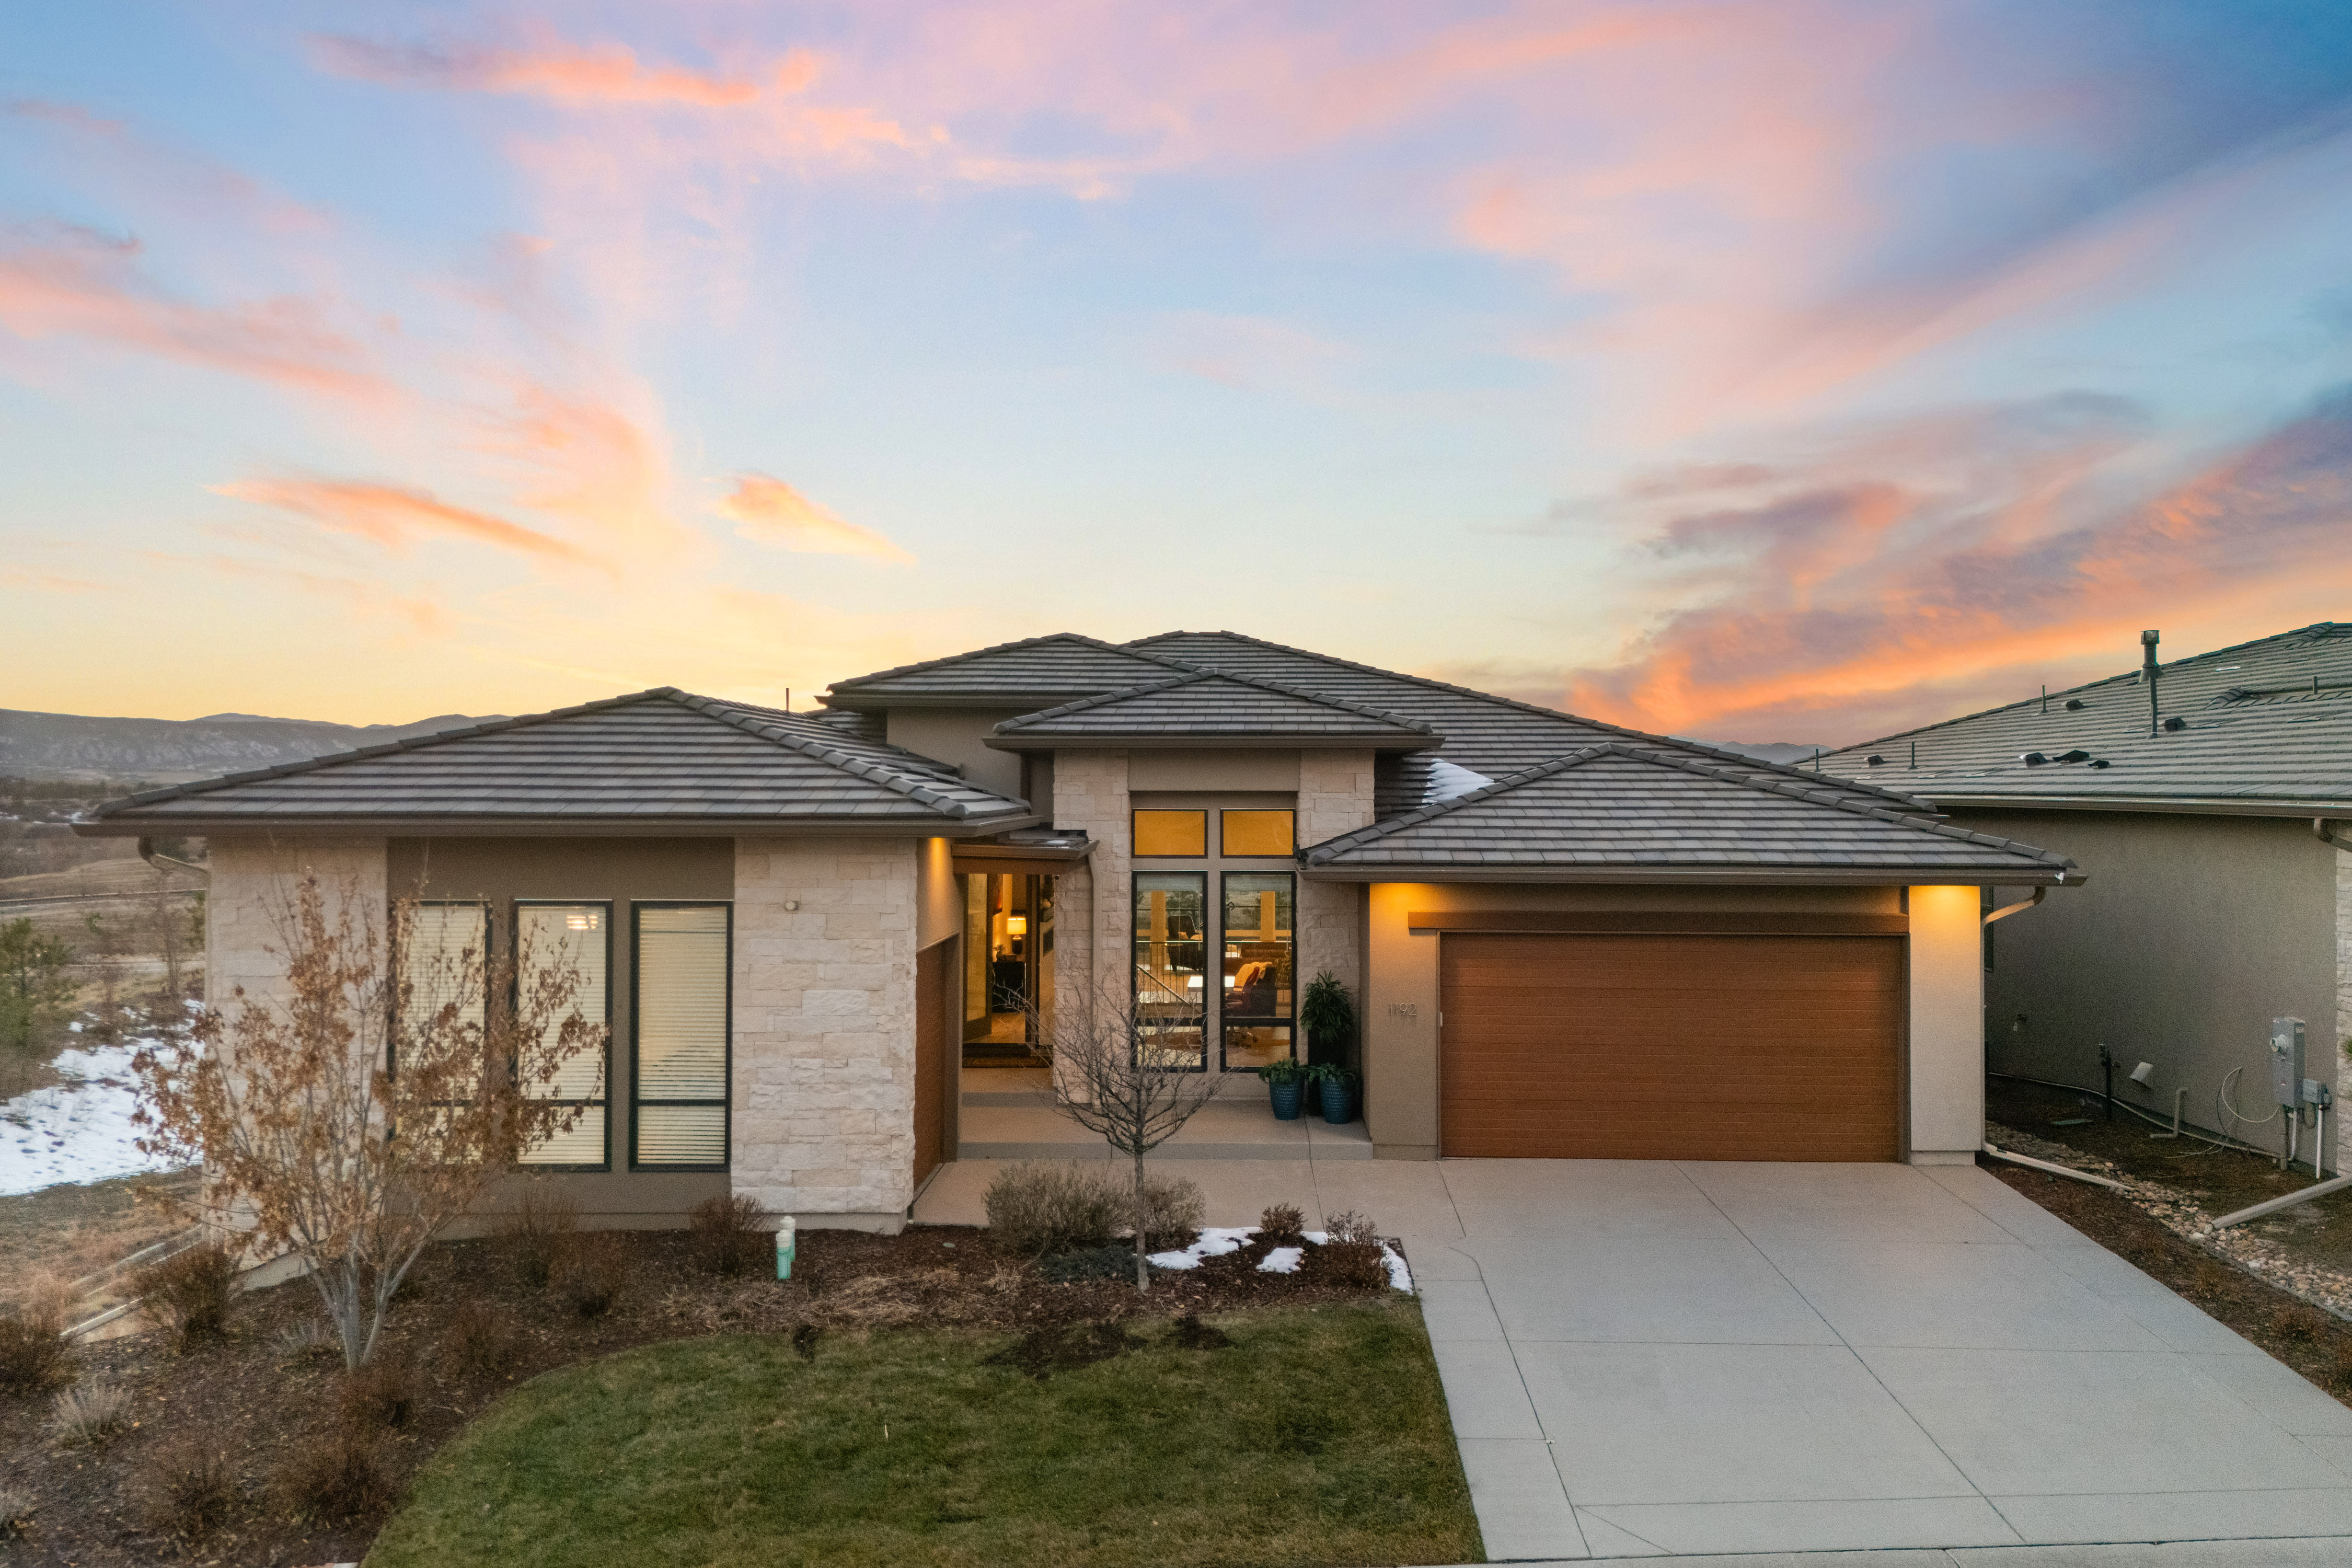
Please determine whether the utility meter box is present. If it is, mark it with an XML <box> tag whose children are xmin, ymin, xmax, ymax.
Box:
<box><xmin>2272</xmin><ymin>1017</ymin><xmax>2308</xmax><ymax>1109</ymax></box>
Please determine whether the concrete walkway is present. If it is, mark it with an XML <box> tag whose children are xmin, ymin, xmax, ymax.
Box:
<box><xmin>911</xmin><ymin>1155</ymin><xmax>2352</xmax><ymax>1560</ymax></box>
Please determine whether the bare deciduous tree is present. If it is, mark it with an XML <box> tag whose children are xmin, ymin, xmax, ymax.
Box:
<box><xmin>132</xmin><ymin>874</ymin><xmax>604</xmax><ymax>1366</ymax></box>
<box><xmin>1027</xmin><ymin>978</ymin><xmax>1224</xmax><ymax>1290</ymax></box>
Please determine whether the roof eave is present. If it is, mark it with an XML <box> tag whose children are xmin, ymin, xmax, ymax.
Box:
<box><xmin>819</xmin><ymin>690</ymin><xmax>1131</xmax><ymax>714</ymax></box>
<box><xmin>985</xmin><ymin>733</ymin><xmax>1438</xmax><ymax>752</ymax></box>
<box><xmin>1297</xmin><ymin>862</ymin><xmax>2085</xmax><ymax>887</ymax></box>
<box><xmin>74</xmin><ymin>812</ymin><xmax>1043</xmax><ymax>840</ymax></box>
<box><xmin>1918</xmin><ymin>793</ymin><xmax>2352</xmax><ymax>818</ymax></box>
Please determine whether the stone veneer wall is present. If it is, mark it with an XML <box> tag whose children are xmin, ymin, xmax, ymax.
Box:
<box><xmin>732</xmin><ymin>837</ymin><xmax>918</xmax><ymax>1228</ymax></box>
<box><xmin>1047</xmin><ymin>751</ymin><xmax>1129</xmax><ymax>1013</ymax></box>
<box><xmin>1296</xmin><ymin>750</ymin><xmax>1376</xmax><ymax>1016</ymax></box>
<box><xmin>207</xmin><ymin>837</ymin><xmax>389</xmax><ymax>1007</ymax></box>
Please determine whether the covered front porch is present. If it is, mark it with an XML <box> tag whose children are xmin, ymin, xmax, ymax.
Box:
<box><xmin>949</xmin><ymin>1066</ymin><xmax>1371</xmax><ymax>1162</ymax></box>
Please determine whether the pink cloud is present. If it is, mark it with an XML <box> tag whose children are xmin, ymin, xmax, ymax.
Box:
<box><xmin>718</xmin><ymin>474</ymin><xmax>913</xmax><ymax>563</ymax></box>
<box><xmin>309</xmin><ymin>36</ymin><xmax>782</xmax><ymax>108</ymax></box>
<box><xmin>0</xmin><ymin>228</ymin><xmax>389</xmax><ymax>400</ymax></box>
<box><xmin>1517</xmin><ymin>390</ymin><xmax>2352</xmax><ymax>741</ymax></box>
<box><xmin>215</xmin><ymin>476</ymin><xmax>608</xmax><ymax>570</ymax></box>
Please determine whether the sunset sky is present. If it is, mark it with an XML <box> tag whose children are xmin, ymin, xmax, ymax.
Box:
<box><xmin>6</xmin><ymin>3</ymin><xmax>2352</xmax><ymax>744</ymax></box>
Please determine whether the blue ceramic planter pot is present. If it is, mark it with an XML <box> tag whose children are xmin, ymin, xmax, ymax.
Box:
<box><xmin>1269</xmin><ymin>1081</ymin><xmax>1305</xmax><ymax>1120</ymax></box>
<box><xmin>1318</xmin><ymin>1078</ymin><xmax>1355</xmax><ymax>1124</ymax></box>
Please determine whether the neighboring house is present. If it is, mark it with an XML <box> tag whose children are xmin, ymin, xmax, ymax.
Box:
<box><xmin>1818</xmin><ymin>622</ymin><xmax>2352</xmax><ymax>1171</ymax></box>
<box><xmin>77</xmin><ymin>632</ymin><xmax>2075</xmax><ymax>1231</ymax></box>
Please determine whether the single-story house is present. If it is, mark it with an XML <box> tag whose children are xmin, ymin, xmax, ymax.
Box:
<box><xmin>77</xmin><ymin>631</ymin><xmax>2077</xmax><ymax>1230</ymax></box>
<box><xmin>1817</xmin><ymin>622</ymin><xmax>2352</xmax><ymax>1171</ymax></box>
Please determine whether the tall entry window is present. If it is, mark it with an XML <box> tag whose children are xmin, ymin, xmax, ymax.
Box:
<box><xmin>963</xmin><ymin>873</ymin><xmax>1054</xmax><ymax>1065</ymax></box>
<box><xmin>1220</xmin><ymin>873</ymin><xmax>1294</xmax><ymax>1071</ymax></box>
<box><xmin>1133</xmin><ymin>872</ymin><xmax>1207</xmax><ymax>1069</ymax></box>
<box><xmin>515</xmin><ymin>902</ymin><xmax>610</xmax><ymax>1168</ymax></box>
<box><xmin>632</xmin><ymin>903</ymin><xmax>731</xmax><ymax>1170</ymax></box>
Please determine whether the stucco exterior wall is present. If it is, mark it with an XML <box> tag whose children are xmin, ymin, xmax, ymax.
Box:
<box><xmin>1908</xmin><ymin>884</ymin><xmax>1984</xmax><ymax>1163</ymax></box>
<box><xmin>1361</xmin><ymin>882</ymin><xmax>1905</xmax><ymax>1160</ymax></box>
<box><xmin>208</xmin><ymin>837</ymin><xmax>388</xmax><ymax>1006</ymax></box>
<box><xmin>883</xmin><ymin>707</ymin><xmax>1030</xmax><ymax>798</ymax></box>
<box><xmin>1297</xmin><ymin>750</ymin><xmax>1376</xmax><ymax>1052</ymax></box>
<box><xmin>1949</xmin><ymin>809</ymin><xmax>2338</xmax><ymax>1169</ymax></box>
<box><xmin>732</xmin><ymin>837</ymin><xmax>919</xmax><ymax>1229</ymax></box>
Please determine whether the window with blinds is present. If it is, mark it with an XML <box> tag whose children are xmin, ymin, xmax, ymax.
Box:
<box><xmin>632</xmin><ymin>903</ymin><xmax>731</xmax><ymax>1169</ymax></box>
<box><xmin>397</xmin><ymin>902</ymin><xmax>487</xmax><ymax>1070</ymax></box>
<box><xmin>516</xmin><ymin>903</ymin><xmax>610</xmax><ymax>1168</ymax></box>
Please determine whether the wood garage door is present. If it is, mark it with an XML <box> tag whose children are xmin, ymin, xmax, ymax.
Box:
<box><xmin>1439</xmin><ymin>932</ymin><xmax>1902</xmax><ymax>1161</ymax></box>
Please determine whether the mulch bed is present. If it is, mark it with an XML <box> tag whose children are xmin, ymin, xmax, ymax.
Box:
<box><xmin>0</xmin><ymin>1224</ymin><xmax>1399</xmax><ymax>1566</ymax></box>
<box><xmin>1990</xmin><ymin>1158</ymin><xmax>2352</xmax><ymax>1401</ymax></box>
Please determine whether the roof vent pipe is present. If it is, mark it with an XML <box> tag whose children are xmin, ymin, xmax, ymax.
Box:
<box><xmin>2141</xmin><ymin>629</ymin><xmax>2161</xmax><ymax>736</ymax></box>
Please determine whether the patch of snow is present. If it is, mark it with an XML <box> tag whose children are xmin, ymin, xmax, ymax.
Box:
<box><xmin>1425</xmin><ymin>757</ymin><xmax>1495</xmax><ymax>802</ymax></box>
<box><xmin>0</xmin><ymin>1041</ymin><xmax>187</xmax><ymax>1195</ymax></box>
<box><xmin>1126</xmin><ymin>1224</ymin><xmax>1415</xmax><ymax>1293</ymax></box>
<box><xmin>1381</xmin><ymin>1243</ymin><xmax>1413</xmax><ymax>1293</ymax></box>
<box><xmin>1145</xmin><ymin>1225</ymin><xmax>1253</xmax><ymax>1271</ymax></box>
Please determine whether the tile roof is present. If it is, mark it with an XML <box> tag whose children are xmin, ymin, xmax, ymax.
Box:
<box><xmin>1125</xmin><ymin>629</ymin><xmax>1935</xmax><ymax>818</ymax></box>
<box><xmin>1817</xmin><ymin>622</ymin><xmax>2352</xmax><ymax>811</ymax></box>
<box><xmin>79</xmin><ymin>690</ymin><xmax>1036</xmax><ymax>834</ymax></box>
<box><xmin>1301</xmin><ymin>743</ymin><xmax>2078</xmax><ymax>881</ymax></box>
<box><xmin>988</xmin><ymin>671</ymin><xmax>1438</xmax><ymax>748</ymax></box>
<box><xmin>823</xmin><ymin>633</ymin><xmax>1193</xmax><ymax>708</ymax></box>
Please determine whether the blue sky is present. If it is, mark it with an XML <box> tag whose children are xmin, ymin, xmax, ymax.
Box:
<box><xmin>6</xmin><ymin>1</ymin><xmax>2352</xmax><ymax>741</ymax></box>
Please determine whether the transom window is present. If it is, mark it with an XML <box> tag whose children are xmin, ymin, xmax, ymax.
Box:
<box><xmin>1133</xmin><ymin>809</ymin><xmax>1207</xmax><ymax>857</ymax></box>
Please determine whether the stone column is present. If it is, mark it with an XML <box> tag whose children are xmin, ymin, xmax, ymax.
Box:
<box><xmin>732</xmin><ymin>837</ymin><xmax>918</xmax><ymax>1230</ymax></box>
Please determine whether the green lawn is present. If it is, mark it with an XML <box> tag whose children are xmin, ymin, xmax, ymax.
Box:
<box><xmin>366</xmin><ymin>1300</ymin><xmax>1480</xmax><ymax>1568</ymax></box>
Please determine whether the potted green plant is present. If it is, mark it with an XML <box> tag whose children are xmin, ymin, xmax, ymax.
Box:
<box><xmin>1258</xmin><ymin>1056</ymin><xmax>1307</xmax><ymax>1120</ymax></box>
<box><xmin>1299</xmin><ymin>971</ymin><xmax>1357</xmax><ymax>1068</ymax></box>
<box><xmin>1304</xmin><ymin>1062</ymin><xmax>1359</xmax><ymax>1124</ymax></box>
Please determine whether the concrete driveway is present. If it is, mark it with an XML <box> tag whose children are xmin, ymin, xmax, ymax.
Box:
<box><xmin>1415</xmin><ymin>1160</ymin><xmax>2352</xmax><ymax>1560</ymax></box>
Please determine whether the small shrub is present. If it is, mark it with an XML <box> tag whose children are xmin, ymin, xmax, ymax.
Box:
<box><xmin>270</xmin><ymin>1316</ymin><xmax>339</xmax><ymax>1364</ymax></box>
<box><xmin>1307</xmin><ymin>1209</ymin><xmax>1390</xmax><ymax>1290</ymax></box>
<box><xmin>339</xmin><ymin>1356</ymin><xmax>417</xmax><ymax>1430</ymax></box>
<box><xmin>498</xmin><ymin>1185</ymin><xmax>581</xmax><ymax>1288</ymax></box>
<box><xmin>688</xmin><ymin>1194</ymin><xmax>775</xmax><ymax>1277</ymax></box>
<box><xmin>1139</xmin><ymin>1173</ymin><xmax>1206</xmax><ymax>1250</ymax></box>
<box><xmin>0</xmin><ymin>1304</ymin><xmax>74</xmax><ymax>1392</ymax></box>
<box><xmin>435</xmin><ymin>1300</ymin><xmax>518</xmax><ymax>1378</ymax></box>
<box><xmin>2272</xmin><ymin>1306</ymin><xmax>2328</xmax><ymax>1342</ymax></box>
<box><xmin>0</xmin><ymin>1480</ymin><xmax>32</xmax><ymax>1537</ymax></box>
<box><xmin>145</xmin><ymin>1431</ymin><xmax>237</xmax><ymax>1539</ymax></box>
<box><xmin>273</xmin><ymin>1426</ymin><xmax>394</xmax><ymax>1524</ymax></box>
<box><xmin>1039</xmin><ymin>1244</ymin><xmax>1144</xmax><ymax>1283</ymax></box>
<box><xmin>554</xmin><ymin>1231</ymin><xmax>632</xmax><ymax>1318</ymax></box>
<box><xmin>52</xmin><ymin>1377</ymin><xmax>132</xmax><ymax>1445</ymax></box>
<box><xmin>1258</xmin><ymin>1203</ymin><xmax>1305</xmax><ymax>1242</ymax></box>
<box><xmin>132</xmin><ymin>1242</ymin><xmax>238</xmax><ymax>1350</ymax></box>
<box><xmin>984</xmin><ymin>1162</ymin><xmax>1123</xmax><ymax>1258</ymax></box>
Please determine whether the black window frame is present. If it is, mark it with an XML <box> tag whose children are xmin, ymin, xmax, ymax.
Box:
<box><xmin>1131</xmin><ymin>870</ymin><xmax>1209</xmax><ymax>1073</ymax></box>
<box><xmin>1217</xmin><ymin>869</ymin><xmax>1296</xmax><ymax>1073</ymax></box>
<box><xmin>1219</xmin><ymin>808</ymin><xmax>1296</xmax><ymax>858</ymax></box>
<box><xmin>511</xmin><ymin>898</ymin><xmax>615</xmax><ymax>1173</ymax></box>
<box><xmin>628</xmin><ymin>900</ymin><xmax>734</xmax><ymax>1173</ymax></box>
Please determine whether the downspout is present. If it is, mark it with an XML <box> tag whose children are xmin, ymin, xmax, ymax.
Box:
<box><xmin>1982</xmin><ymin>887</ymin><xmax>2045</xmax><ymax>926</ymax></box>
<box><xmin>137</xmin><ymin>836</ymin><xmax>211</xmax><ymax>881</ymax></box>
<box><xmin>2317</xmin><ymin>819</ymin><xmax>2352</xmax><ymax>854</ymax></box>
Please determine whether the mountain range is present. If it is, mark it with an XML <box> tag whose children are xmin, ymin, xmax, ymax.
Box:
<box><xmin>1</xmin><ymin>708</ymin><xmax>505</xmax><ymax>783</ymax></box>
